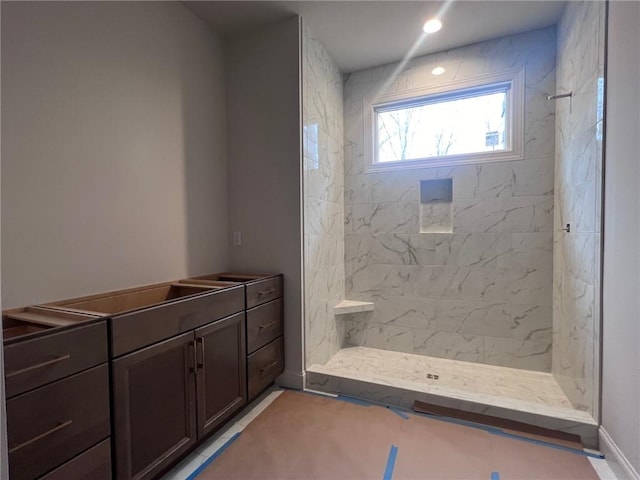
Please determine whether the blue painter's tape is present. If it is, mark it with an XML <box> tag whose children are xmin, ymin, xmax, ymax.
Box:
<box><xmin>387</xmin><ymin>406</ymin><xmax>410</xmax><ymax>420</ymax></box>
<box><xmin>185</xmin><ymin>432</ymin><xmax>242</xmax><ymax>480</ymax></box>
<box><xmin>336</xmin><ymin>394</ymin><xmax>372</xmax><ymax>407</ymax></box>
<box><xmin>491</xmin><ymin>472</ymin><xmax>500</xmax><ymax>480</ymax></box>
<box><xmin>383</xmin><ymin>445</ymin><xmax>399</xmax><ymax>480</ymax></box>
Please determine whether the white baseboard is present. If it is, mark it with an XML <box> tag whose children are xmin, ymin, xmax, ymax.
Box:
<box><xmin>276</xmin><ymin>369</ymin><xmax>305</xmax><ymax>390</ymax></box>
<box><xmin>600</xmin><ymin>427</ymin><xmax>640</xmax><ymax>480</ymax></box>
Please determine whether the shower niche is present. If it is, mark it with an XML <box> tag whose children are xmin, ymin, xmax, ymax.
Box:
<box><xmin>419</xmin><ymin>179</ymin><xmax>453</xmax><ymax>233</ymax></box>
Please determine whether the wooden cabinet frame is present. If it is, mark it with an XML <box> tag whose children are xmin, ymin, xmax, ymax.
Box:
<box><xmin>113</xmin><ymin>332</ymin><xmax>198</xmax><ymax>480</ymax></box>
<box><xmin>113</xmin><ymin>314</ymin><xmax>247</xmax><ymax>480</ymax></box>
<box><xmin>195</xmin><ymin>312</ymin><xmax>246</xmax><ymax>438</ymax></box>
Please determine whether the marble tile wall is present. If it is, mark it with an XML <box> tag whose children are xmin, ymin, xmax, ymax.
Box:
<box><xmin>343</xmin><ymin>28</ymin><xmax>557</xmax><ymax>371</ymax></box>
<box><xmin>552</xmin><ymin>1</ymin><xmax>605</xmax><ymax>417</ymax></box>
<box><xmin>303</xmin><ymin>23</ymin><xmax>346</xmax><ymax>367</ymax></box>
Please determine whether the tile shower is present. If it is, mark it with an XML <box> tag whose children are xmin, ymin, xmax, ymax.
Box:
<box><xmin>302</xmin><ymin>0</ymin><xmax>604</xmax><ymax>441</ymax></box>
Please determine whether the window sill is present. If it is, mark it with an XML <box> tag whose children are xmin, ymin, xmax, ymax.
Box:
<box><xmin>365</xmin><ymin>150</ymin><xmax>524</xmax><ymax>173</ymax></box>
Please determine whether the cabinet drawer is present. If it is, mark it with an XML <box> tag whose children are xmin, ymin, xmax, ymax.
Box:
<box><xmin>111</xmin><ymin>285</ymin><xmax>244</xmax><ymax>357</ymax></box>
<box><xmin>4</xmin><ymin>321</ymin><xmax>107</xmax><ymax>398</ymax></box>
<box><xmin>40</xmin><ymin>439</ymin><xmax>111</xmax><ymax>480</ymax></box>
<box><xmin>7</xmin><ymin>364</ymin><xmax>110</xmax><ymax>480</ymax></box>
<box><xmin>246</xmin><ymin>276</ymin><xmax>282</xmax><ymax>309</ymax></box>
<box><xmin>247</xmin><ymin>336</ymin><xmax>284</xmax><ymax>400</ymax></box>
<box><xmin>246</xmin><ymin>299</ymin><xmax>283</xmax><ymax>354</ymax></box>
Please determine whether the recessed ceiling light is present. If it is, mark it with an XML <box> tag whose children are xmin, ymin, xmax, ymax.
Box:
<box><xmin>423</xmin><ymin>18</ymin><xmax>443</xmax><ymax>34</ymax></box>
<box><xmin>432</xmin><ymin>66</ymin><xmax>446</xmax><ymax>76</ymax></box>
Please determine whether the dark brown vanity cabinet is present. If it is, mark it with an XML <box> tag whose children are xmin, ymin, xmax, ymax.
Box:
<box><xmin>112</xmin><ymin>332</ymin><xmax>198</xmax><ymax>480</ymax></box>
<box><xmin>184</xmin><ymin>273</ymin><xmax>285</xmax><ymax>402</ymax></box>
<box><xmin>195</xmin><ymin>314</ymin><xmax>246</xmax><ymax>438</ymax></box>
<box><xmin>246</xmin><ymin>298</ymin><xmax>284</xmax><ymax>400</ymax></box>
<box><xmin>4</xmin><ymin>273</ymin><xmax>281</xmax><ymax>480</ymax></box>
<box><xmin>110</xmin><ymin>310</ymin><xmax>246</xmax><ymax>480</ymax></box>
<box><xmin>2</xmin><ymin>313</ymin><xmax>111</xmax><ymax>480</ymax></box>
<box><xmin>113</xmin><ymin>313</ymin><xmax>246</xmax><ymax>480</ymax></box>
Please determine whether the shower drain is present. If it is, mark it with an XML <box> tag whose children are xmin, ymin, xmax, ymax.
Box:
<box><xmin>426</xmin><ymin>373</ymin><xmax>439</xmax><ymax>380</ymax></box>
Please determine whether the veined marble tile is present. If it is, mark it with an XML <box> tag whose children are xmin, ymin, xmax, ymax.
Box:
<box><xmin>302</xmin><ymin>22</ymin><xmax>347</xmax><ymax>372</ymax></box>
<box><xmin>452</xmin><ymin>198</ymin><xmax>503</xmax><ymax>233</ymax></box>
<box><xmin>411</xmin><ymin>266</ymin><xmax>488</xmax><ymax>300</ymax></box>
<box><xmin>344</xmin><ymin>234</ymin><xmax>372</xmax><ymax>264</ymax></box>
<box><xmin>552</xmin><ymin>0</ymin><xmax>604</xmax><ymax>420</ymax></box>
<box><xmin>433</xmin><ymin>233</ymin><xmax>511</xmax><ymax>268</ymax></box>
<box><xmin>346</xmin><ymin>202</ymin><xmax>419</xmax><ymax>234</ymax></box>
<box><xmin>455</xmin><ymin>303</ymin><xmax>511</xmax><ymax>338</ymax></box>
<box><xmin>419</xmin><ymin>202</ymin><xmax>452</xmax><ymax>233</ymax></box>
<box><xmin>368</xmin><ymin>296</ymin><xmax>440</xmax><ymax>329</ymax></box>
<box><xmin>559</xmin><ymin>271</ymin><xmax>595</xmax><ymax>337</ymax></box>
<box><xmin>524</xmin><ymin>87</ymin><xmax>556</xmax><ymax>161</ymax></box>
<box><xmin>502</xmin><ymin>267</ymin><xmax>553</xmax><ymax>305</ymax></box>
<box><xmin>452</xmin><ymin>163</ymin><xmax>513</xmax><ymax>199</ymax></box>
<box><xmin>567</xmin><ymin>180</ymin><xmax>596</xmax><ymax>234</ymax></box>
<box><xmin>570</xmin><ymin>126</ymin><xmax>598</xmax><ymax>186</ymax></box>
<box><xmin>512</xmin><ymin>156</ymin><xmax>555</xmax><ymax>197</ymax></box>
<box><xmin>412</xmin><ymin>329</ymin><xmax>484</xmax><ymax>362</ymax></box>
<box><xmin>350</xmin><ymin>233</ymin><xmax>438</xmax><ymax>266</ymax></box>
<box><xmin>510</xmin><ymin>304</ymin><xmax>552</xmax><ymax>341</ymax></box>
<box><xmin>346</xmin><ymin>263</ymin><xmax>416</xmax><ymax>297</ymax></box>
<box><xmin>562</xmin><ymin>233</ymin><xmax>595</xmax><ymax>284</ymax></box>
<box><xmin>484</xmin><ymin>336</ymin><xmax>551</xmax><ymax>371</ymax></box>
<box><xmin>327</xmin><ymin>264</ymin><xmax>346</xmax><ymax>297</ymax></box>
<box><xmin>305</xmin><ymin>234</ymin><xmax>343</xmax><ymax>272</ymax></box>
<box><xmin>553</xmin><ymin>330</ymin><xmax>594</xmax><ymax>412</ymax></box>
<box><xmin>343</xmin><ymin>141</ymin><xmax>365</xmax><ymax>177</ymax></box>
<box><xmin>343</xmin><ymin>313</ymin><xmax>371</xmax><ymax>346</ymax></box>
<box><xmin>369</xmin><ymin>172</ymin><xmax>420</xmax><ymax>203</ymax></box>
<box><xmin>305</xmin><ymin>198</ymin><xmax>343</xmax><ymax>235</ymax></box>
<box><xmin>360</xmin><ymin>323</ymin><xmax>414</xmax><ymax>353</ymax></box>
<box><xmin>310</xmin><ymin>347</ymin><xmax>574</xmax><ymax>409</ymax></box>
<box><xmin>570</xmin><ymin>3</ymin><xmax>602</xmax><ymax>94</ymax></box>
<box><xmin>345</xmin><ymin>174</ymin><xmax>372</xmax><ymax>205</ymax></box>
<box><xmin>510</xmin><ymin>232</ymin><xmax>553</xmax><ymax>269</ymax></box>
<box><xmin>498</xmin><ymin>196</ymin><xmax>554</xmax><ymax>233</ymax></box>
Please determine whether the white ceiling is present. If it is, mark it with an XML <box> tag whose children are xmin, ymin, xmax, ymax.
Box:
<box><xmin>184</xmin><ymin>1</ymin><xmax>566</xmax><ymax>73</ymax></box>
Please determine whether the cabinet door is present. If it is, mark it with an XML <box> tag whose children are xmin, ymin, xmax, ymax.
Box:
<box><xmin>195</xmin><ymin>312</ymin><xmax>246</xmax><ymax>439</ymax></box>
<box><xmin>113</xmin><ymin>332</ymin><xmax>197</xmax><ymax>480</ymax></box>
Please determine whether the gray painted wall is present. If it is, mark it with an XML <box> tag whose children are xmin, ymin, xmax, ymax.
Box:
<box><xmin>225</xmin><ymin>17</ymin><xmax>305</xmax><ymax>387</ymax></box>
<box><xmin>1</xmin><ymin>1</ymin><xmax>229</xmax><ymax>309</ymax></box>
<box><xmin>602</xmin><ymin>0</ymin><xmax>640</xmax><ymax>475</ymax></box>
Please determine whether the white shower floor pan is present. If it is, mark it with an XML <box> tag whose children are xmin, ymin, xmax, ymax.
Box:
<box><xmin>306</xmin><ymin>346</ymin><xmax>598</xmax><ymax>448</ymax></box>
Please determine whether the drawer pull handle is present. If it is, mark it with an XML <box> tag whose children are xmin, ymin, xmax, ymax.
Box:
<box><xmin>258</xmin><ymin>288</ymin><xmax>276</xmax><ymax>297</ymax></box>
<box><xmin>259</xmin><ymin>360</ymin><xmax>279</xmax><ymax>376</ymax></box>
<box><xmin>5</xmin><ymin>354</ymin><xmax>71</xmax><ymax>378</ymax></box>
<box><xmin>197</xmin><ymin>337</ymin><xmax>205</xmax><ymax>370</ymax></box>
<box><xmin>190</xmin><ymin>340</ymin><xmax>197</xmax><ymax>373</ymax></box>
<box><xmin>258</xmin><ymin>321</ymin><xmax>278</xmax><ymax>330</ymax></box>
<box><xmin>9</xmin><ymin>420</ymin><xmax>73</xmax><ymax>453</ymax></box>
